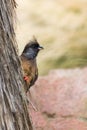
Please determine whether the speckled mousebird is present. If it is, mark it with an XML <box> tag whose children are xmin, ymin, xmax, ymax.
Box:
<box><xmin>20</xmin><ymin>37</ymin><xmax>43</xmax><ymax>92</ymax></box>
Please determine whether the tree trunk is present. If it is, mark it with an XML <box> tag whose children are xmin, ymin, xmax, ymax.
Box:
<box><xmin>0</xmin><ymin>0</ymin><xmax>33</xmax><ymax>130</ymax></box>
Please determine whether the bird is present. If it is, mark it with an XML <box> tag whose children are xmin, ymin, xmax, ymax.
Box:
<box><xmin>20</xmin><ymin>37</ymin><xmax>43</xmax><ymax>92</ymax></box>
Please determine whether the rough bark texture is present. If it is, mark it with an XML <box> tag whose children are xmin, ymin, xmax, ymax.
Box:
<box><xmin>0</xmin><ymin>0</ymin><xmax>33</xmax><ymax>130</ymax></box>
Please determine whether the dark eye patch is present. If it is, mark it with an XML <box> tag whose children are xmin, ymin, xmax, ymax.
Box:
<box><xmin>31</xmin><ymin>44</ymin><xmax>39</xmax><ymax>48</ymax></box>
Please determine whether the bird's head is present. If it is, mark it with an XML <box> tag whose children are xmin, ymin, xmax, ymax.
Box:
<box><xmin>22</xmin><ymin>37</ymin><xmax>43</xmax><ymax>60</ymax></box>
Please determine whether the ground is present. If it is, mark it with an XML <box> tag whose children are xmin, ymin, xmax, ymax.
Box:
<box><xmin>28</xmin><ymin>67</ymin><xmax>87</xmax><ymax>130</ymax></box>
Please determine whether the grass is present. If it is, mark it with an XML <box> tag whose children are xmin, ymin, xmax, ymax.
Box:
<box><xmin>66</xmin><ymin>6</ymin><xmax>81</xmax><ymax>14</ymax></box>
<box><xmin>16</xmin><ymin>0</ymin><xmax>87</xmax><ymax>75</ymax></box>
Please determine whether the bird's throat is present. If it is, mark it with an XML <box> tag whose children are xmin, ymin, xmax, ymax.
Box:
<box><xmin>23</xmin><ymin>51</ymin><xmax>38</xmax><ymax>60</ymax></box>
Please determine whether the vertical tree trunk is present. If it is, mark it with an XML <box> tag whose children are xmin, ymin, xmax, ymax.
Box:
<box><xmin>0</xmin><ymin>0</ymin><xmax>33</xmax><ymax>130</ymax></box>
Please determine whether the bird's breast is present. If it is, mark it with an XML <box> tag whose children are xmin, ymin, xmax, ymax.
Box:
<box><xmin>21</xmin><ymin>56</ymin><xmax>38</xmax><ymax>89</ymax></box>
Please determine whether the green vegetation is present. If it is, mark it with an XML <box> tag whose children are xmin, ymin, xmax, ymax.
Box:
<box><xmin>16</xmin><ymin>0</ymin><xmax>87</xmax><ymax>75</ymax></box>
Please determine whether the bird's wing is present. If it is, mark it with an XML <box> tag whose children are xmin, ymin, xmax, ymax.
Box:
<box><xmin>20</xmin><ymin>55</ymin><xmax>38</xmax><ymax>90</ymax></box>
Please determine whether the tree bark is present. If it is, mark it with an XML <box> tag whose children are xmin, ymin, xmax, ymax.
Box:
<box><xmin>0</xmin><ymin>0</ymin><xmax>33</xmax><ymax>130</ymax></box>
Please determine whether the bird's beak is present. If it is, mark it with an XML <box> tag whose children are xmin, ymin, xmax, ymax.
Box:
<box><xmin>38</xmin><ymin>46</ymin><xmax>44</xmax><ymax>50</ymax></box>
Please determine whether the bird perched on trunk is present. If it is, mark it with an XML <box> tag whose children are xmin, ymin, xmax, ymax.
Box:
<box><xmin>20</xmin><ymin>37</ymin><xmax>43</xmax><ymax>92</ymax></box>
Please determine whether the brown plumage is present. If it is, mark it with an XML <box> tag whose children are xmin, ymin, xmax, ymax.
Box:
<box><xmin>20</xmin><ymin>38</ymin><xmax>43</xmax><ymax>92</ymax></box>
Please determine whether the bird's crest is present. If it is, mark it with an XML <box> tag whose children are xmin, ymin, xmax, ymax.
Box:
<box><xmin>32</xmin><ymin>36</ymin><xmax>38</xmax><ymax>43</ymax></box>
<box><xmin>22</xmin><ymin>36</ymin><xmax>39</xmax><ymax>53</ymax></box>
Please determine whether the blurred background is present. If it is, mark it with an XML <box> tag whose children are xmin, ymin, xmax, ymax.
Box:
<box><xmin>16</xmin><ymin>0</ymin><xmax>87</xmax><ymax>75</ymax></box>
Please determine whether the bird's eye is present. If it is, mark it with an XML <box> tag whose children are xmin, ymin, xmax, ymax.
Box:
<box><xmin>31</xmin><ymin>44</ymin><xmax>39</xmax><ymax>48</ymax></box>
